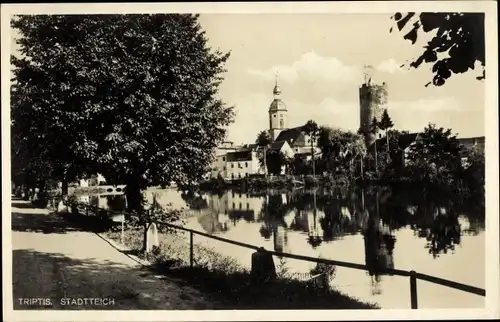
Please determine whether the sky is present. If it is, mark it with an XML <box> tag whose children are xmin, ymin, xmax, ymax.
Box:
<box><xmin>9</xmin><ymin>13</ymin><xmax>485</xmax><ymax>146</ymax></box>
<box><xmin>197</xmin><ymin>13</ymin><xmax>485</xmax><ymax>145</ymax></box>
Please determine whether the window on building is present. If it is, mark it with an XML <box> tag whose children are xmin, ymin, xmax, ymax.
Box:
<box><xmin>239</xmin><ymin>203</ymin><xmax>242</xmax><ymax>210</ymax></box>
<box><xmin>273</xmin><ymin>114</ymin><xmax>276</xmax><ymax>118</ymax></box>
<box><xmin>245</xmin><ymin>162</ymin><xmax>248</xmax><ymax>168</ymax></box>
<box><xmin>231</xmin><ymin>163</ymin><xmax>234</xmax><ymax>168</ymax></box>
<box><xmin>232</xmin><ymin>202</ymin><xmax>235</xmax><ymax>209</ymax></box>
<box><xmin>247</xmin><ymin>203</ymin><xmax>250</xmax><ymax>210</ymax></box>
<box><xmin>231</xmin><ymin>173</ymin><xmax>234</xmax><ymax>179</ymax></box>
<box><xmin>222</xmin><ymin>156</ymin><xmax>226</xmax><ymax>161</ymax></box>
<box><xmin>238</xmin><ymin>173</ymin><xmax>241</xmax><ymax>178</ymax></box>
<box><xmin>223</xmin><ymin>166</ymin><xmax>226</xmax><ymax>170</ymax></box>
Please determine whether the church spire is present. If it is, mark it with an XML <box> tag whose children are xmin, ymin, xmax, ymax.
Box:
<box><xmin>273</xmin><ymin>71</ymin><xmax>281</xmax><ymax>96</ymax></box>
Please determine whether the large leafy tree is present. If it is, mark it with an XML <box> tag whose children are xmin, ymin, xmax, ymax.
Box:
<box><xmin>11</xmin><ymin>14</ymin><xmax>234</xmax><ymax>213</ymax></box>
<box><xmin>406</xmin><ymin>123</ymin><xmax>464</xmax><ymax>180</ymax></box>
<box><xmin>316</xmin><ymin>127</ymin><xmax>365</xmax><ymax>176</ymax></box>
<box><xmin>303</xmin><ymin>120</ymin><xmax>319</xmax><ymax>176</ymax></box>
<box><xmin>255</xmin><ymin>130</ymin><xmax>272</xmax><ymax>175</ymax></box>
<box><xmin>369</xmin><ymin>117</ymin><xmax>380</xmax><ymax>175</ymax></box>
<box><xmin>391</xmin><ymin>12</ymin><xmax>485</xmax><ymax>87</ymax></box>
<box><xmin>11</xmin><ymin>16</ymin><xmax>93</xmax><ymax>196</ymax></box>
<box><xmin>261</xmin><ymin>150</ymin><xmax>286</xmax><ymax>175</ymax></box>
<box><xmin>378</xmin><ymin>109</ymin><xmax>394</xmax><ymax>153</ymax></box>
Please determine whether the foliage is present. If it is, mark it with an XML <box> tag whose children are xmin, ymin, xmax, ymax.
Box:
<box><xmin>391</xmin><ymin>12</ymin><xmax>485</xmax><ymax>86</ymax></box>
<box><xmin>316</xmin><ymin>126</ymin><xmax>366</xmax><ymax>177</ymax></box>
<box><xmin>303</xmin><ymin>120</ymin><xmax>320</xmax><ymax>139</ymax></box>
<box><xmin>11</xmin><ymin>14</ymin><xmax>234</xmax><ymax>213</ymax></box>
<box><xmin>378</xmin><ymin>109</ymin><xmax>394</xmax><ymax>157</ymax></box>
<box><xmin>276</xmin><ymin>257</ymin><xmax>291</xmax><ymax>279</ymax></box>
<box><xmin>289</xmin><ymin>155</ymin><xmax>310</xmax><ymax>175</ymax></box>
<box><xmin>255</xmin><ymin>130</ymin><xmax>272</xmax><ymax>147</ymax></box>
<box><xmin>255</xmin><ymin>130</ymin><xmax>272</xmax><ymax>175</ymax></box>
<box><xmin>406</xmin><ymin>123</ymin><xmax>463</xmax><ymax>175</ymax></box>
<box><xmin>128</xmin><ymin>192</ymin><xmax>186</xmax><ymax>231</ymax></box>
<box><xmin>378</xmin><ymin>110</ymin><xmax>394</xmax><ymax>133</ymax></box>
<box><xmin>267</xmin><ymin>150</ymin><xmax>287</xmax><ymax>175</ymax></box>
<box><xmin>462</xmin><ymin>146</ymin><xmax>485</xmax><ymax>188</ymax></box>
<box><xmin>369</xmin><ymin>117</ymin><xmax>379</xmax><ymax>136</ymax></box>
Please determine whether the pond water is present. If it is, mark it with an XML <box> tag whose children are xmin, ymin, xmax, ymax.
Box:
<box><xmin>82</xmin><ymin>185</ymin><xmax>485</xmax><ymax>309</ymax></box>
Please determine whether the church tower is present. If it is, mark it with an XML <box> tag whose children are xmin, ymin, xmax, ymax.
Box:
<box><xmin>268</xmin><ymin>75</ymin><xmax>288</xmax><ymax>142</ymax></box>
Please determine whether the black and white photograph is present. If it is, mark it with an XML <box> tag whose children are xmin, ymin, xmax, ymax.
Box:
<box><xmin>2</xmin><ymin>2</ymin><xmax>499</xmax><ymax>321</ymax></box>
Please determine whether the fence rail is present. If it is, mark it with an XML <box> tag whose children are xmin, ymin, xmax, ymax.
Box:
<box><xmin>67</xmin><ymin>201</ymin><xmax>486</xmax><ymax>309</ymax></box>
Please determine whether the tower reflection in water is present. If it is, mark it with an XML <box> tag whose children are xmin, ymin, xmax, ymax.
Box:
<box><xmin>361</xmin><ymin>188</ymin><xmax>396</xmax><ymax>295</ymax></box>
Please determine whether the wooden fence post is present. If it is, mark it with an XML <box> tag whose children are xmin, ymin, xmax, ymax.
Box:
<box><xmin>190</xmin><ymin>231</ymin><xmax>194</xmax><ymax>268</ymax></box>
<box><xmin>410</xmin><ymin>270</ymin><xmax>418</xmax><ymax>309</ymax></box>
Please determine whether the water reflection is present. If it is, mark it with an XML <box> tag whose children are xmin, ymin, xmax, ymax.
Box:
<box><xmin>85</xmin><ymin>186</ymin><xmax>484</xmax><ymax>264</ymax></box>
<box><xmin>82</xmin><ymin>186</ymin><xmax>485</xmax><ymax>308</ymax></box>
<box><xmin>87</xmin><ymin>194</ymin><xmax>128</xmax><ymax>213</ymax></box>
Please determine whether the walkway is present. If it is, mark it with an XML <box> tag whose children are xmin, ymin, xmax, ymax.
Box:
<box><xmin>11</xmin><ymin>199</ymin><xmax>214</xmax><ymax>310</ymax></box>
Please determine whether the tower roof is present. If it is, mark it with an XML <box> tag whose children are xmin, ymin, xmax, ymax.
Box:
<box><xmin>269</xmin><ymin>99</ymin><xmax>287</xmax><ymax>112</ymax></box>
<box><xmin>270</xmin><ymin>73</ymin><xmax>286</xmax><ymax>111</ymax></box>
<box><xmin>273</xmin><ymin>84</ymin><xmax>281</xmax><ymax>95</ymax></box>
<box><xmin>273</xmin><ymin>72</ymin><xmax>282</xmax><ymax>95</ymax></box>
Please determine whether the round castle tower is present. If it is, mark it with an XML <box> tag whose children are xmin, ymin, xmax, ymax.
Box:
<box><xmin>359</xmin><ymin>80</ymin><xmax>388</xmax><ymax>147</ymax></box>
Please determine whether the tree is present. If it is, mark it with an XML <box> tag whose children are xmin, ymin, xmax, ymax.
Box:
<box><xmin>10</xmin><ymin>16</ymin><xmax>94</xmax><ymax>197</ymax></box>
<box><xmin>303</xmin><ymin>120</ymin><xmax>319</xmax><ymax>177</ymax></box>
<box><xmin>11</xmin><ymin>15</ymin><xmax>234</xmax><ymax>217</ymax></box>
<box><xmin>290</xmin><ymin>155</ymin><xmax>309</xmax><ymax>175</ymax></box>
<box><xmin>369</xmin><ymin>117</ymin><xmax>380</xmax><ymax>176</ymax></box>
<box><xmin>406</xmin><ymin>123</ymin><xmax>464</xmax><ymax>182</ymax></box>
<box><xmin>316</xmin><ymin>126</ymin><xmax>366</xmax><ymax>177</ymax></box>
<box><xmin>461</xmin><ymin>145</ymin><xmax>484</xmax><ymax>188</ymax></box>
<box><xmin>378</xmin><ymin>109</ymin><xmax>394</xmax><ymax>153</ymax></box>
<box><xmin>129</xmin><ymin>192</ymin><xmax>185</xmax><ymax>253</ymax></box>
<box><xmin>390</xmin><ymin>12</ymin><xmax>485</xmax><ymax>87</ymax></box>
<box><xmin>350</xmin><ymin>135</ymin><xmax>367</xmax><ymax>180</ymax></box>
<box><xmin>256</xmin><ymin>130</ymin><xmax>272</xmax><ymax>176</ymax></box>
<box><xmin>263</xmin><ymin>150</ymin><xmax>286</xmax><ymax>175</ymax></box>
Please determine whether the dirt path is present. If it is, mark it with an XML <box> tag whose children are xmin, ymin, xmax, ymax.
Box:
<box><xmin>11</xmin><ymin>199</ymin><xmax>214</xmax><ymax>310</ymax></box>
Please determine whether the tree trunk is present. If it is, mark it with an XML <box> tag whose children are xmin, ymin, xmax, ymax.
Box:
<box><xmin>386</xmin><ymin>130</ymin><xmax>391</xmax><ymax>163</ymax></box>
<box><xmin>386</xmin><ymin>130</ymin><xmax>390</xmax><ymax>152</ymax></box>
<box><xmin>39</xmin><ymin>180</ymin><xmax>46</xmax><ymax>194</ymax></box>
<box><xmin>142</xmin><ymin>223</ymin><xmax>149</xmax><ymax>254</ymax></box>
<box><xmin>263</xmin><ymin>147</ymin><xmax>268</xmax><ymax>176</ymax></box>
<box><xmin>61</xmin><ymin>180</ymin><xmax>69</xmax><ymax>196</ymax></box>
<box><xmin>374</xmin><ymin>141</ymin><xmax>378</xmax><ymax>177</ymax></box>
<box><xmin>311</xmin><ymin>142</ymin><xmax>315</xmax><ymax>177</ymax></box>
<box><xmin>125</xmin><ymin>176</ymin><xmax>142</xmax><ymax>214</ymax></box>
<box><xmin>360</xmin><ymin>156</ymin><xmax>364</xmax><ymax>180</ymax></box>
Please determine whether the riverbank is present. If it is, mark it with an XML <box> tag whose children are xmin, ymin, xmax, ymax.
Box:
<box><xmin>197</xmin><ymin>174</ymin><xmax>477</xmax><ymax>197</ymax></box>
<box><xmin>103</xmin><ymin>228</ymin><xmax>379</xmax><ymax>309</ymax></box>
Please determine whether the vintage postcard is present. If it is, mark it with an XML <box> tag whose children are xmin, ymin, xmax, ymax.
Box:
<box><xmin>2</xmin><ymin>1</ymin><xmax>499</xmax><ymax>321</ymax></box>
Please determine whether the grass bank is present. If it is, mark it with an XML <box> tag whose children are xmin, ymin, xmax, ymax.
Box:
<box><xmin>104</xmin><ymin>228</ymin><xmax>379</xmax><ymax>310</ymax></box>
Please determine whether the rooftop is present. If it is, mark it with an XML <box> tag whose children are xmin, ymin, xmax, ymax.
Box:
<box><xmin>274</xmin><ymin>126</ymin><xmax>305</xmax><ymax>145</ymax></box>
<box><xmin>226</xmin><ymin>150</ymin><xmax>254</xmax><ymax>162</ymax></box>
<box><xmin>269</xmin><ymin>99</ymin><xmax>287</xmax><ymax>112</ymax></box>
<box><xmin>269</xmin><ymin>140</ymin><xmax>288</xmax><ymax>151</ymax></box>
